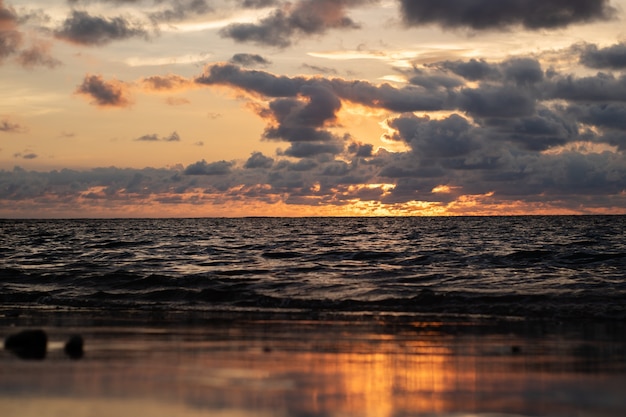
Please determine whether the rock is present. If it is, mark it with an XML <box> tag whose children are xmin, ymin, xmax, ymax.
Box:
<box><xmin>4</xmin><ymin>329</ymin><xmax>47</xmax><ymax>360</ymax></box>
<box><xmin>64</xmin><ymin>335</ymin><xmax>84</xmax><ymax>359</ymax></box>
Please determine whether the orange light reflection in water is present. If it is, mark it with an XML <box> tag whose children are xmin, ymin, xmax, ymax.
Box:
<box><xmin>2</xmin><ymin>321</ymin><xmax>626</xmax><ymax>417</ymax></box>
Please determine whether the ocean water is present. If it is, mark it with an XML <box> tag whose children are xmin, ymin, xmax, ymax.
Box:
<box><xmin>1</xmin><ymin>216</ymin><xmax>625</xmax><ymax>320</ymax></box>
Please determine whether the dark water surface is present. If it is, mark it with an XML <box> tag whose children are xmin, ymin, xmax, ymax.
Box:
<box><xmin>1</xmin><ymin>216</ymin><xmax>625</xmax><ymax>320</ymax></box>
<box><xmin>2</xmin><ymin>216</ymin><xmax>626</xmax><ymax>417</ymax></box>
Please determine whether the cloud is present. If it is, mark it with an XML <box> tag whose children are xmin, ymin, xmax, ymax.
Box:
<box><xmin>238</xmin><ymin>0</ymin><xmax>281</xmax><ymax>8</ymax></box>
<box><xmin>55</xmin><ymin>10</ymin><xmax>148</xmax><ymax>46</ymax></box>
<box><xmin>347</xmin><ymin>141</ymin><xmax>373</xmax><ymax>157</ymax></box>
<box><xmin>0</xmin><ymin>1</ymin><xmax>21</xmax><ymax>61</ymax></box>
<box><xmin>16</xmin><ymin>41</ymin><xmax>61</xmax><ymax>69</ymax></box>
<box><xmin>148</xmin><ymin>0</ymin><xmax>212</xmax><ymax>23</ymax></box>
<box><xmin>0</xmin><ymin>1</ymin><xmax>59</xmax><ymax>68</ymax></box>
<box><xmin>0</xmin><ymin>119</ymin><xmax>25</xmax><ymax>133</ymax></box>
<box><xmin>135</xmin><ymin>131</ymin><xmax>181</xmax><ymax>142</ymax></box>
<box><xmin>548</xmin><ymin>72</ymin><xmax>626</xmax><ymax>102</ymax></box>
<box><xmin>281</xmin><ymin>140</ymin><xmax>345</xmax><ymax>158</ymax></box>
<box><xmin>197</xmin><ymin>64</ymin><xmax>347</xmax><ymax>156</ymax></box>
<box><xmin>384</xmin><ymin>113</ymin><xmax>481</xmax><ymax>159</ymax></box>
<box><xmin>197</xmin><ymin>63</ymin><xmax>302</xmax><ymax>97</ymax></box>
<box><xmin>578</xmin><ymin>42</ymin><xmax>626</xmax><ymax>69</ymax></box>
<box><xmin>229</xmin><ymin>53</ymin><xmax>271</xmax><ymax>67</ymax></box>
<box><xmin>398</xmin><ymin>0</ymin><xmax>615</xmax><ymax>31</ymax></box>
<box><xmin>14</xmin><ymin>151</ymin><xmax>37</xmax><ymax>160</ymax></box>
<box><xmin>456</xmin><ymin>85</ymin><xmax>536</xmax><ymax>119</ymax></box>
<box><xmin>434</xmin><ymin>59</ymin><xmax>501</xmax><ymax>81</ymax></box>
<box><xmin>75</xmin><ymin>74</ymin><xmax>133</xmax><ymax>107</ymax></box>
<box><xmin>184</xmin><ymin>160</ymin><xmax>233</xmax><ymax>175</ymax></box>
<box><xmin>210</xmin><ymin>52</ymin><xmax>624</xmax><ymax>199</ymax></box>
<box><xmin>141</xmin><ymin>74</ymin><xmax>193</xmax><ymax>91</ymax></box>
<box><xmin>12</xmin><ymin>42</ymin><xmax>620</xmax><ymax>216</ymax></box>
<box><xmin>301</xmin><ymin>63</ymin><xmax>338</xmax><ymax>75</ymax></box>
<box><xmin>197</xmin><ymin>63</ymin><xmax>450</xmax><ymax>112</ymax></box>
<box><xmin>244</xmin><ymin>151</ymin><xmax>274</xmax><ymax>169</ymax></box>
<box><xmin>568</xmin><ymin>103</ymin><xmax>626</xmax><ymax>131</ymax></box>
<box><xmin>165</xmin><ymin>96</ymin><xmax>190</xmax><ymax>106</ymax></box>
<box><xmin>220</xmin><ymin>0</ymin><xmax>372</xmax><ymax>47</ymax></box>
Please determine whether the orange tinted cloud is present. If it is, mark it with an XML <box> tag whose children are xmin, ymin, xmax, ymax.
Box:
<box><xmin>75</xmin><ymin>74</ymin><xmax>133</xmax><ymax>108</ymax></box>
<box><xmin>141</xmin><ymin>74</ymin><xmax>195</xmax><ymax>92</ymax></box>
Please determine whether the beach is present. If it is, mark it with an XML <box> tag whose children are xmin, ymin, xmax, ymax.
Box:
<box><xmin>2</xmin><ymin>310</ymin><xmax>626</xmax><ymax>417</ymax></box>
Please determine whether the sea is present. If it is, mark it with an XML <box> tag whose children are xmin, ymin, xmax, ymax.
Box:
<box><xmin>1</xmin><ymin>215</ymin><xmax>625</xmax><ymax>321</ymax></box>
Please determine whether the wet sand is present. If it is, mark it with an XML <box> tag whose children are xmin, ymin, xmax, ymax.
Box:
<box><xmin>1</xmin><ymin>312</ymin><xmax>626</xmax><ymax>417</ymax></box>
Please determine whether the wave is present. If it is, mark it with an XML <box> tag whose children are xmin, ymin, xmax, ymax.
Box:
<box><xmin>1</xmin><ymin>216</ymin><xmax>625</xmax><ymax>320</ymax></box>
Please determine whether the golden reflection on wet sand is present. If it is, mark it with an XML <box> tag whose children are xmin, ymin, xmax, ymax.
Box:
<box><xmin>1</xmin><ymin>319</ymin><xmax>625</xmax><ymax>417</ymax></box>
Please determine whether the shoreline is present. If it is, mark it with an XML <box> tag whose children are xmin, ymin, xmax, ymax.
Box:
<box><xmin>2</xmin><ymin>308</ymin><xmax>626</xmax><ymax>417</ymax></box>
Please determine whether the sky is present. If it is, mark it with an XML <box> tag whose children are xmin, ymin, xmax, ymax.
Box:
<box><xmin>1</xmin><ymin>0</ymin><xmax>626</xmax><ymax>217</ymax></box>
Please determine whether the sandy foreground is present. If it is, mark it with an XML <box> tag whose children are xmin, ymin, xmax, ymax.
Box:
<box><xmin>1</xmin><ymin>311</ymin><xmax>626</xmax><ymax>417</ymax></box>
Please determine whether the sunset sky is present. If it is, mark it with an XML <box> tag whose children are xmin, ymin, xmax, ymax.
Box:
<box><xmin>1</xmin><ymin>0</ymin><xmax>626</xmax><ymax>217</ymax></box>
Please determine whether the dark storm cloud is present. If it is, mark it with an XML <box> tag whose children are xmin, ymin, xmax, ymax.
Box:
<box><xmin>135</xmin><ymin>131</ymin><xmax>181</xmax><ymax>142</ymax></box>
<box><xmin>259</xmin><ymin>91</ymin><xmax>343</xmax><ymax>153</ymax></box>
<box><xmin>434</xmin><ymin>59</ymin><xmax>501</xmax><ymax>81</ymax></box>
<box><xmin>198</xmin><ymin>63</ymin><xmax>301</xmax><ymax>96</ymax></box>
<box><xmin>282</xmin><ymin>140</ymin><xmax>344</xmax><ymax>157</ymax></box>
<box><xmin>431</xmin><ymin>57</ymin><xmax>544</xmax><ymax>86</ymax></box>
<box><xmin>55</xmin><ymin>10</ymin><xmax>148</xmax><ymax>46</ymax></box>
<box><xmin>263</xmin><ymin>84</ymin><xmax>341</xmax><ymax>138</ymax></box>
<box><xmin>456</xmin><ymin>85</ymin><xmax>536</xmax><ymax>119</ymax></box>
<box><xmin>598</xmin><ymin>130</ymin><xmax>626</xmax><ymax>151</ymax></box>
<box><xmin>578</xmin><ymin>42</ymin><xmax>626</xmax><ymax>70</ymax></box>
<box><xmin>184</xmin><ymin>160</ymin><xmax>233</xmax><ymax>175</ymax></box>
<box><xmin>199</xmin><ymin>63</ymin><xmax>449</xmax><ymax>112</ymax></box>
<box><xmin>398</xmin><ymin>0</ymin><xmax>615</xmax><ymax>30</ymax></box>
<box><xmin>329</xmin><ymin>79</ymin><xmax>448</xmax><ymax>112</ymax></box>
<box><xmin>244</xmin><ymin>151</ymin><xmax>274</xmax><ymax>169</ymax></box>
<box><xmin>347</xmin><ymin>141</ymin><xmax>373</xmax><ymax>157</ymax></box>
<box><xmin>385</xmin><ymin>113</ymin><xmax>482</xmax><ymax>159</ymax></box>
<box><xmin>568</xmin><ymin>103</ymin><xmax>626</xmax><ymax>131</ymax></box>
<box><xmin>229</xmin><ymin>53</ymin><xmax>271</xmax><ymax>67</ymax></box>
<box><xmin>198</xmin><ymin>63</ymin><xmax>454</xmax><ymax>154</ymax></box>
<box><xmin>503</xmin><ymin>108</ymin><xmax>578</xmax><ymax>151</ymax></box>
<box><xmin>408</xmin><ymin>68</ymin><xmax>462</xmax><ymax>90</ymax></box>
<box><xmin>548</xmin><ymin>72</ymin><xmax>626</xmax><ymax>102</ymax></box>
<box><xmin>220</xmin><ymin>0</ymin><xmax>370</xmax><ymax>47</ymax></box>
<box><xmin>199</xmin><ymin>64</ymin><xmax>345</xmax><ymax>154</ymax></box>
<box><xmin>501</xmin><ymin>58</ymin><xmax>544</xmax><ymax>86</ymax></box>
<box><xmin>189</xmin><ymin>53</ymin><xmax>626</xmax><ymax>213</ymax></box>
<box><xmin>75</xmin><ymin>74</ymin><xmax>132</xmax><ymax>107</ymax></box>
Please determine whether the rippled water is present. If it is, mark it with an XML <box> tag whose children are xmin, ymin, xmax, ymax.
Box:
<box><xmin>1</xmin><ymin>216</ymin><xmax>625</xmax><ymax>319</ymax></box>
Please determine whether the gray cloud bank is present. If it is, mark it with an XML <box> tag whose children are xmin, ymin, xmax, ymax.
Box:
<box><xmin>398</xmin><ymin>0</ymin><xmax>615</xmax><ymax>30</ymax></box>
<box><xmin>4</xmin><ymin>46</ymin><xmax>626</xmax><ymax>216</ymax></box>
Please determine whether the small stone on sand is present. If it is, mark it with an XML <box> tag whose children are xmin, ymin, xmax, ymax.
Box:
<box><xmin>4</xmin><ymin>329</ymin><xmax>48</xmax><ymax>360</ymax></box>
<box><xmin>64</xmin><ymin>335</ymin><xmax>84</xmax><ymax>359</ymax></box>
